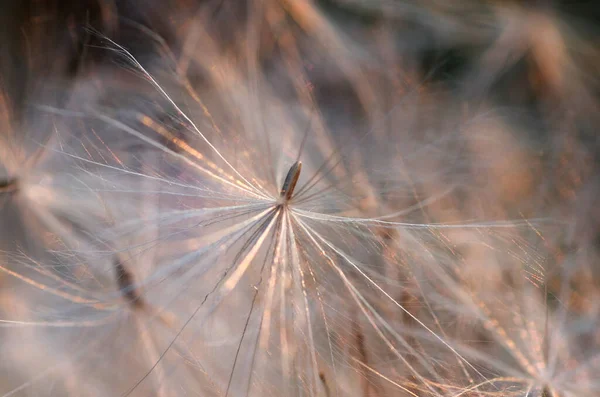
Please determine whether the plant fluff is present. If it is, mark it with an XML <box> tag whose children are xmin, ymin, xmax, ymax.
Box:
<box><xmin>1</xmin><ymin>1</ymin><xmax>599</xmax><ymax>396</ymax></box>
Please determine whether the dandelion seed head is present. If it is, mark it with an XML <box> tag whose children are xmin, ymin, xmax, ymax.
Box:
<box><xmin>1</xmin><ymin>1</ymin><xmax>599</xmax><ymax>396</ymax></box>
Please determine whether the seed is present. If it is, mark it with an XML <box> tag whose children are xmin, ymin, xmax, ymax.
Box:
<box><xmin>280</xmin><ymin>161</ymin><xmax>302</xmax><ymax>201</ymax></box>
<box><xmin>0</xmin><ymin>177</ymin><xmax>18</xmax><ymax>194</ymax></box>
